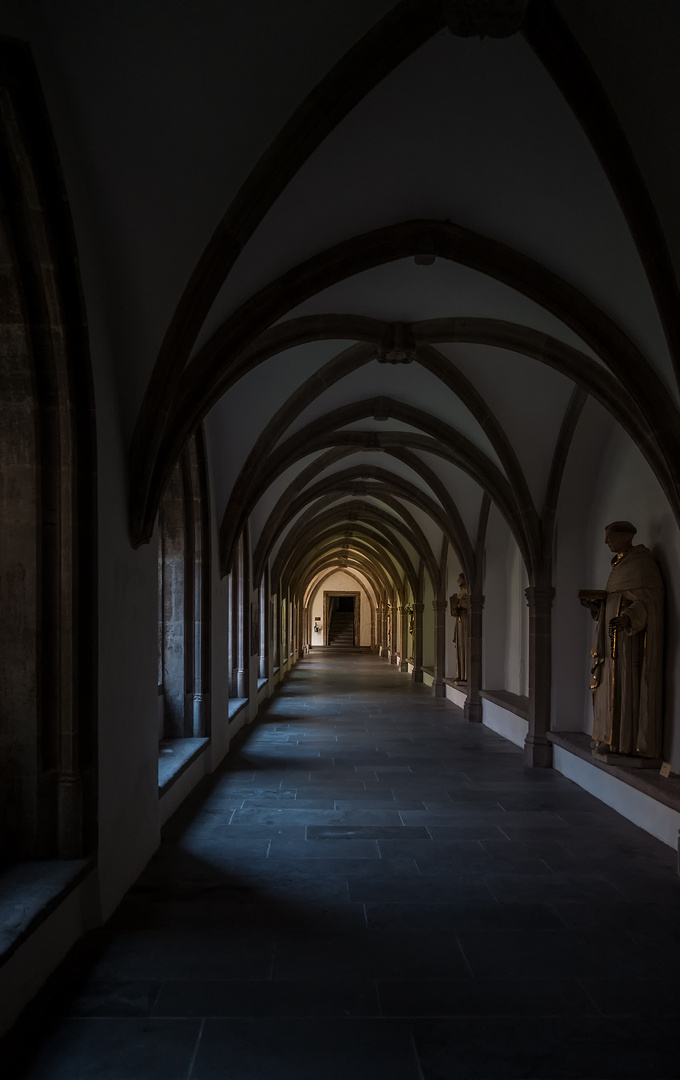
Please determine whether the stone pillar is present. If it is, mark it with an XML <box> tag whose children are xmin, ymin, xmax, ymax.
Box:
<box><xmin>193</xmin><ymin>536</ymin><xmax>205</xmax><ymax>736</ymax></box>
<box><xmin>463</xmin><ymin>594</ymin><xmax>484</xmax><ymax>723</ymax></box>
<box><xmin>58</xmin><ymin>772</ymin><xmax>83</xmax><ymax>859</ymax></box>
<box><xmin>389</xmin><ymin>601</ymin><xmax>398</xmax><ymax>664</ymax></box>
<box><xmin>432</xmin><ymin>599</ymin><xmax>448</xmax><ymax>697</ymax></box>
<box><xmin>524</xmin><ymin>585</ymin><xmax>555</xmax><ymax>767</ymax></box>
<box><xmin>400</xmin><ymin>606</ymin><xmax>409</xmax><ymax>671</ymax></box>
<box><xmin>379</xmin><ymin>602</ymin><xmax>389</xmax><ymax>657</ymax></box>
<box><xmin>236</xmin><ymin>585</ymin><xmax>247</xmax><ymax>699</ymax></box>
<box><xmin>412</xmin><ymin>602</ymin><xmax>424</xmax><ymax>682</ymax></box>
<box><xmin>261</xmin><ymin>577</ymin><xmax>270</xmax><ymax>677</ymax></box>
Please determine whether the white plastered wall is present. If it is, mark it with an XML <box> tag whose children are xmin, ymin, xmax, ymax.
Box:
<box><xmin>483</xmin><ymin>506</ymin><xmax>528</xmax><ymax>698</ymax></box>
<box><xmin>505</xmin><ymin>540</ymin><xmax>529</xmax><ymax>698</ymax></box>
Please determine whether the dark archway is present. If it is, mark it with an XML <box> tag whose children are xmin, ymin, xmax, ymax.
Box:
<box><xmin>0</xmin><ymin>43</ymin><xmax>97</xmax><ymax>859</ymax></box>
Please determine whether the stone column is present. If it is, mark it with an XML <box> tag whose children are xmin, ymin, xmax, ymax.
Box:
<box><xmin>379</xmin><ymin>602</ymin><xmax>389</xmax><ymax>657</ymax></box>
<box><xmin>524</xmin><ymin>585</ymin><xmax>555</xmax><ymax>767</ymax></box>
<box><xmin>236</xmin><ymin>583</ymin><xmax>247</xmax><ymax>699</ymax></box>
<box><xmin>261</xmin><ymin>576</ymin><xmax>270</xmax><ymax>678</ymax></box>
<box><xmin>389</xmin><ymin>599</ymin><xmax>398</xmax><ymax>664</ymax></box>
<box><xmin>412</xmin><ymin>602</ymin><xmax>424</xmax><ymax>682</ymax></box>
<box><xmin>400</xmin><ymin>606</ymin><xmax>409</xmax><ymax>671</ymax></box>
<box><xmin>192</xmin><ymin>533</ymin><xmax>205</xmax><ymax>737</ymax></box>
<box><xmin>432</xmin><ymin>599</ymin><xmax>448</xmax><ymax>697</ymax></box>
<box><xmin>463</xmin><ymin>594</ymin><xmax>484</xmax><ymax>723</ymax></box>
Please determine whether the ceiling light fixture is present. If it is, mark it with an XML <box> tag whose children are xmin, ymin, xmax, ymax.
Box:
<box><xmin>376</xmin><ymin>323</ymin><xmax>416</xmax><ymax>365</ymax></box>
<box><xmin>442</xmin><ymin>0</ymin><xmax>529</xmax><ymax>39</ymax></box>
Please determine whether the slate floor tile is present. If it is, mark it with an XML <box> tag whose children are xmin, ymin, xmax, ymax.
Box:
<box><xmin>191</xmin><ymin>1019</ymin><xmax>421</xmax><ymax>1080</ymax></box>
<box><xmin>272</xmin><ymin>930</ymin><xmax>469</xmax><ymax>980</ymax></box>
<box><xmin>365</xmin><ymin>900</ymin><xmax>562</xmax><ymax>932</ymax></box>
<box><xmin>484</xmin><ymin>872</ymin><xmax>625</xmax><ymax>904</ymax></box>
<box><xmin>307</xmin><ymin>825</ymin><xmax>429</xmax><ymax>840</ymax></box>
<box><xmin>153</xmin><ymin>978</ymin><xmax>380</xmax><ymax>1017</ymax></box>
<box><xmin>9</xmin><ymin>1018</ymin><xmax>201</xmax><ymax>1080</ymax></box>
<box><xmin>334</xmin><ymin>798</ymin><xmax>426</xmax><ymax>811</ymax></box>
<box><xmin>230</xmin><ymin>807</ymin><xmax>404</xmax><ymax>826</ymax></box>
<box><xmin>412</xmin><ymin>1016</ymin><xmax>680</xmax><ymax>1079</ymax></box>
<box><xmin>581</xmin><ymin>976</ymin><xmax>680</xmax><ymax>1016</ymax></box>
<box><xmin>8</xmin><ymin>652</ymin><xmax>680</xmax><ymax>1080</ymax></box>
<box><xmin>41</xmin><ymin>978</ymin><xmax>162</xmax><ymax>1018</ymax></box>
<box><xmin>88</xmin><ymin>928</ymin><xmax>275</xmax><ymax>980</ymax></box>
<box><xmin>268</xmin><ymin>838</ymin><xmax>380</xmax><ymax>859</ymax></box>
<box><xmin>425</xmin><ymin>824</ymin><xmax>509</xmax><ymax>840</ymax></box>
<box><xmin>457</xmin><ymin>928</ymin><xmax>654</xmax><ymax>980</ymax></box>
<box><xmin>185</xmin><ymin>901</ymin><xmax>366</xmax><ymax>933</ymax></box>
<box><xmin>379</xmin><ymin>977</ymin><xmax>594</xmax><ymax>1016</ymax></box>
<box><xmin>419</xmin><ymin>853</ymin><xmax>555</xmax><ymax>877</ymax></box>
<box><xmin>348</xmin><ymin>874</ymin><xmax>494</xmax><ymax>904</ymax></box>
<box><xmin>550</xmin><ymin>899</ymin><xmax>679</xmax><ymax>933</ymax></box>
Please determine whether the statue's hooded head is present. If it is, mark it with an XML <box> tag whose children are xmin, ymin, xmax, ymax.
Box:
<box><xmin>604</xmin><ymin>521</ymin><xmax>637</xmax><ymax>554</ymax></box>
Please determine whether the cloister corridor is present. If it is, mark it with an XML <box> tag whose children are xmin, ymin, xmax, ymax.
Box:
<box><xmin>7</xmin><ymin>651</ymin><xmax>680</xmax><ymax>1080</ymax></box>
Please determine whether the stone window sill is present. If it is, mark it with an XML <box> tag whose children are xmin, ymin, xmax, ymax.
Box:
<box><xmin>480</xmin><ymin>689</ymin><xmax>529</xmax><ymax>720</ymax></box>
<box><xmin>548</xmin><ymin>730</ymin><xmax>680</xmax><ymax>814</ymax></box>
<box><xmin>257</xmin><ymin>678</ymin><xmax>268</xmax><ymax>690</ymax></box>
<box><xmin>158</xmin><ymin>737</ymin><xmax>209</xmax><ymax>797</ymax></box>
<box><xmin>227</xmin><ymin>697</ymin><xmax>248</xmax><ymax>724</ymax></box>
<box><xmin>0</xmin><ymin>858</ymin><xmax>92</xmax><ymax>969</ymax></box>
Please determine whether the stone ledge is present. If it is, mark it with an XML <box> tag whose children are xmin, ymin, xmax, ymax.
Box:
<box><xmin>444</xmin><ymin>678</ymin><xmax>467</xmax><ymax>689</ymax></box>
<box><xmin>548</xmin><ymin>730</ymin><xmax>680</xmax><ymax>815</ymax></box>
<box><xmin>227</xmin><ymin>697</ymin><xmax>248</xmax><ymax>723</ymax></box>
<box><xmin>481</xmin><ymin>689</ymin><xmax>529</xmax><ymax>720</ymax></box>
<box><xmin>0</xmin><ymin>858</ymin><xmax>92</xmax><ymax>969</ymax></box>
<box><xmin>257</xmin><ymin>678</ymin><xmax>268</xmax><ymax>691</ymax></box>
<box><xmin>158</xmin><ymin>737</ymin><xmax>209</xmax><ymax>796</ymax></box>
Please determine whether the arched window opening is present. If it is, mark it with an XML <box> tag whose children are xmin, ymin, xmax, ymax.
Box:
<box><xmin>157</xmin><ymin>431</ymin><xmax>211</xmax><ymax>773</ymax></box>
<box><xmin>0</xmin><ymin>44</ymin><xmax>97</xmax><ymax>862</ymax></box>
<box><xmin>272</xmin><ymin>593</ymin><xmax>279</xmax><ymax>672</ymax></box>
<box><xmin>227</xmin><ymin>568</ymin><xmax>236</xmax><ymax>698</ymax></box>
<box><xmin>281</xmin><ymin>596</ymin><xmax>288</xmax><ymax>665</ymax></box>
<box><xmin>158</xmin><ymin>461</ymin><xmax>187</xmax><ymax>739</ymax></box>
<box><xmin>227</xmin><ymin>530</ymin><xmax>248</xmax><ymax>710</ymax></box>
<box><xmin>258</xmin><ymin>573</ymin><xmax>268</xmax><ymax>683</ymax></box>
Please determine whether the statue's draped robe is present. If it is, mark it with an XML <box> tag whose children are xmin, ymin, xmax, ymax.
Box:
<box><xmin>450</xmin><ymin>587</ymin><xmax>469</xmax><ymax>683</ymax></box>
<box><xmin>591</xmin><ymin>545</ymin><xmax>664</xmax><ymax>757</ymax></box>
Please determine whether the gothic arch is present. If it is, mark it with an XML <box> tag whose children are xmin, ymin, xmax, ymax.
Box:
<box><xmin>0</xmin><ymin>42</ymin><xmax>97</xmax><ymax>859</ymax></box>
<box><xmin>130</xmin><ymin>0</ymin><xmax>680</xmax><ymax>522</ymax></box>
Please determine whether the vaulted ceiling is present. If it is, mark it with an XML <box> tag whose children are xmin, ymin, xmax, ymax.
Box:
<box><xmin>12</xmin><ymin>0</ymin><xmax>680</xmax><ymax>606</ymax></box>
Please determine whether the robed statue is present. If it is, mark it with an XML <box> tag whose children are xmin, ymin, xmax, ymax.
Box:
<box><xmin>579</xmin><ymin>521</ymin><xmax>664</xmax><ymax>760</ymax></box>
<box><xmin>450</xmin><ymin>573</ymin><xmax>470</xmax><ymax>684</ymax></box>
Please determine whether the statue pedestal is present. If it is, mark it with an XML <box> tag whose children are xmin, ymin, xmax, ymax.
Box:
<box><xmin>592</xmin><ymin>751</ymin><xmax>662</xmax><ymax>769</ymax></box>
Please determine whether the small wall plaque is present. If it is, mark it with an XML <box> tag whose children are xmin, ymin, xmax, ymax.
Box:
<box><xmin>660</xmin><ymin>761</ymin><xmax>672</xmax><ymax>778</ymax></box>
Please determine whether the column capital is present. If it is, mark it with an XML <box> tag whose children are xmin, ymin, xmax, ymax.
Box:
<box><xmin>414</xmin><ymin>602</ymin><xmax>425</xmax><ymax>613</ymax></box>
<box><xmin>432</xmin><ymin>599</ymin><xmax>448</xmax><ymax>613</ymax></box>
<box><xmin>525</xmin><ymin>585</ymin><xmax>555</xmax><ymax>608</ymax></box>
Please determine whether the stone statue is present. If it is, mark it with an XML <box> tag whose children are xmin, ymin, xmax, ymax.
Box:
<box><xmin>579</xmin><ymin>521</ymin><xmax>664</xmax><ymax>761</ymax></box>
<box><xmin>450</xmin><ymin>573</ymin><xmax>470</xmax><ymax>683</ymax></box>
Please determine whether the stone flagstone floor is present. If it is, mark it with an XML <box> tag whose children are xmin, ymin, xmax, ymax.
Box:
<box><xmin>5</xmin><ymin>650</ymin><xmax>680</xmax><ymax>1079</ymax></box>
